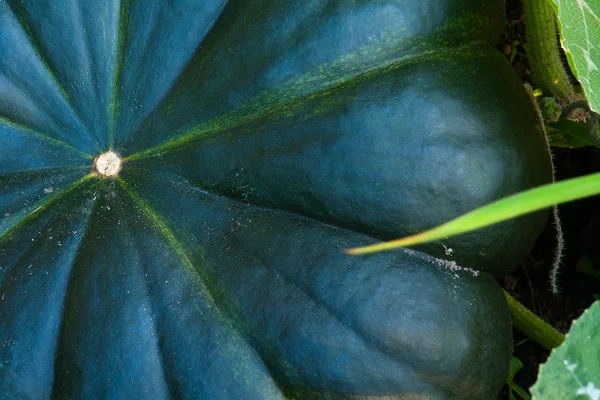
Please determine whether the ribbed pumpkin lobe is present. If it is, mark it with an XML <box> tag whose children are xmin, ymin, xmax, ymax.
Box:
<box><xmin>93</xmin><ymin>151</ymin><xmax>122</xmax><ymax>177</ymax></box>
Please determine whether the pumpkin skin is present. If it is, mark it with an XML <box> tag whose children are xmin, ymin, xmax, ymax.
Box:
<box><xmin>0</xmin><ymin>1</ymin><xmax>550</xmax><ymax>399</ymax></box>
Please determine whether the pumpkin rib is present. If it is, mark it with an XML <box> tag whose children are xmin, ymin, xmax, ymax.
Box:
<box><xmin>120</xmin><ymin>168</ymin><xmax>498</xmax><ymax>398</ymax></box>
<box><xmin>3</xmin><ymin>0</ymin><xmax>99</xmax><ymax>151</ymax></box>
<box><xmin>121</xmin><ymin>166</ymin><xmax>371</xmax><ymax>243</ymax></box>
<box><xmin>213</xmin><ymin>207</ymin><xmax>504</xmax><ymax>398</ymax></box>
<box><xmin>0</xmin><ymin>209</ymin><xmax>52</xmax><ymax>290</ymax></box>
<box><xmin>0</xmin><ymin>169</ymin><xmax>91</xmax><ymax>252</ymax></box>
<box><xmin>120</xmin><ymin>1</ymin><xmax>506</xmax><ymax>156</ymax></box>
<box><xmin>221</xmin><ymin>221</ymin><xmax>491</xmax><ymax>399</ymax></box>
<box><xmin>108</xmin><ymin>0</ymin><xmax>130</xmax><ymax>149</ymax></box>
<box><xmin>226</xmin><ymin>232</ymin><xmax>430</xmax><ymax>382</ymax></box>
<box><xmin>110</xmin><ymin>0</ymin><xmax>229</xmax><ymax>148</ymax></box>
<box><xmin>0</xmin><ymin>165</ymin><xmax>89</xmax><ymax>179</ymax></box>
<box><xmin>117</xmin><ymin>178</ymin><xmax>217</xmax><ymax>304</ymax></box>
<box><xmin>114</xmin><ymin>171</ymin><xmax>320</xmax><ymax>396</ymax></box>
<box><xmin>48</xmin><ymin>188</ymin><xmax>173</xmax><ymax>398</ymax></box>
<box><xmin>111</xmin><ymin>0</ymin><xmax>224</xmax><ymax>147</ymax></box>
<box><xmin>114</xmin><ymin>178</ymin><xmax>289</xmax><ymax>398</ymax></box>
<box><xmin>123</xmin><ymin>40</ymin><xmax>487</xmax><ymax>162</ymax></box>
<box><xmin>69</xmin><ymin>0</ymin><xmax>108</xmax><ymax>150</ymax></box>
<box><xmin>117</xmin><ymin>177</ymin><xmax>273</xmax><ymax>345</ymax></box>
<box><xmin>0</xmin><ymin>174</ymin><xmax>93</xmax><ymax>245</ymax></box>
<box><xmin>126</xmin><ymin>244</ymin><xmax>178</xmax><ymax>398</ymax></box>
<box><xmin>0</xmin><ymin>184</ymin><xmax>97</xmax><ymax>398</ymax></box>
<box><xmin>0</xmin><ymin>116</ymin><xmax>93</xmax><ymax>160</ymax></box>
<box><xmin>212</xmin><ymin>226</ymin><xmax>432</xmax><ymax>397</ymax></box>
<box><xmin>123</xmin><ymin>42</ymin><xmax>551</xmax><ymax>275</ymax></box>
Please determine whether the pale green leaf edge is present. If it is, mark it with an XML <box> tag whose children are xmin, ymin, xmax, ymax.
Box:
<box><xmin>530</xmin><ymin>301</ymin><xmax>600</xmax><ymax>400</ymax></box>
<box><xmin>550</xmin><ymin>0</ymin><xmax>600</xmax><ymax>113</ymax></box>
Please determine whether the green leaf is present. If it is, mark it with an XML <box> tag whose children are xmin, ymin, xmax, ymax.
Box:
<box><xmin>547</xmin><ymin>119</ymin><xmax>600</xmax><ymax>149</ymax></box>
<box><xmin>551</xmin><ymin>0</ymin><xmax>600</xmax><ymax>112</ymax></box>
<box><xmin>348</xmin><ymin>172</ymin><xmax>600</xmax><ymax>255</ymax></box>
<box><xmin>531</xmin><ymin>301</ymin><xmax>600</xmax><ymax>399</ymax></box>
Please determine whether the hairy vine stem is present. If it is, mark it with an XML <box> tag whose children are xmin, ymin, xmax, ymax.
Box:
<box><xmin>525</xmin><ymin>84</ymin><xmax>564</xmax><ymax>294</ymax></box>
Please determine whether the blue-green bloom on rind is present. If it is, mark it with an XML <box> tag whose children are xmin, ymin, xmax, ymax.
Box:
<box><xmin>0</xmin><ymin>1</ymin><xmax>550</xmax><ymax>398</ymax></box>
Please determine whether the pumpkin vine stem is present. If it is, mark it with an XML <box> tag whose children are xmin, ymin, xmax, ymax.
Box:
<box><xmin>504</xmin><ymin>291</ymin><xmax>565</xmax><ymax>350</ymax></box>
<box><xmin>525</xmin><ymin>84</ymin><xmax>564</xmax><ymax>294</ymax></box>
<box><xmin>522</xmin><ymin>0</ymin><xmax>576</xmax><ymax>101</ymax></box>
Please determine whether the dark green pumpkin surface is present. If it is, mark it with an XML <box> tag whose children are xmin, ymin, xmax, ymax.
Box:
<box><xmin>0</xmin><ymin>1</ymin><xmax>550</xmax><ymax>399</ymax></box>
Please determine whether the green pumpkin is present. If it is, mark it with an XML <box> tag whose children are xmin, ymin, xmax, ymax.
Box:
<box><xmin>0</xmin><ymin>0</ymin><xmax>550</xmax><ymax>398</ymax></box>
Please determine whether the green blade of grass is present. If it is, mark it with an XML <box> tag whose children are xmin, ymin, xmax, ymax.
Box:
<box><xmin>347</xmin><ymin>172</ymin><xmax>600</xmax><ymax>255</ymax></box>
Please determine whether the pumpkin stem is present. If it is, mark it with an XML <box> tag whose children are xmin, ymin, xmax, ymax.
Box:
<box><xmin>522</xmin><ymin>0</ymin><xmax>576</xmax><ymax>101</ymax></box>
<box><xmin>93</xmin><ymin>151</ymin><xmax>122</xmax><ymax>177</ymax></box>
<box><xmin>504</xmin><ymin>290</ymin><xmax>565</xmax><ymax>350</ymax></box>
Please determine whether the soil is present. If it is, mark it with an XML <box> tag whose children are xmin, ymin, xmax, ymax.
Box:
<box><xmin>496</xmin><ymin>0</ymin><xmax>600</xmax><ymax>397</ymax></box>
